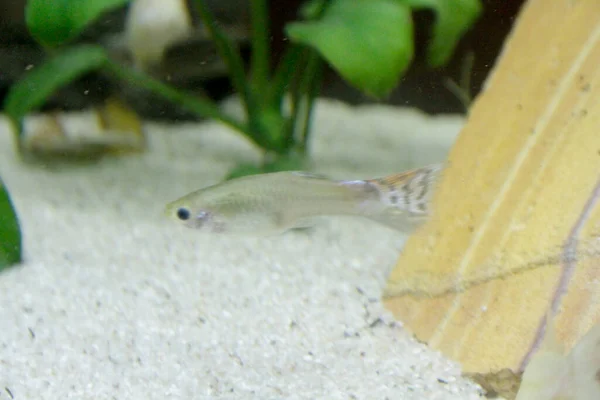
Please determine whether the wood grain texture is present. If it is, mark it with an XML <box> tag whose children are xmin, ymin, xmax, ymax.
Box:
<box><xmin>383</xmin><ymin>0</ymin><xmax>600</xmax><ymax>397</ymax></box>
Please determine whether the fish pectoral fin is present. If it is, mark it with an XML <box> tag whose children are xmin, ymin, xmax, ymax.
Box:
<box><xmin>271</xmin><ymin>210</ymin><xmax>299</xmax><ymax>232</ymax></box>
<box><xmin>288</xmin><ymin>225</ymin><xmax>318</xmax><ymax>235</ymax></box>
<box><xmin>272</xmin><ymin>211</ymin><xmax>320</xmax><ymax>233</ymax></box>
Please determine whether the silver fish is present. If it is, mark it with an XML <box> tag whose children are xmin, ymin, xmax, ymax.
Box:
<box><xmin>164</xmin><ymin>164</ymin><xmax>442</xmax><ymax>235</ymax></box>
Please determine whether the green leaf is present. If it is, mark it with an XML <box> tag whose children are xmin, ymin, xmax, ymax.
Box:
<box><xmin>300</xmin><ymin>0</ymin><xmax>328</xmax><ymax>19</ymax></box>
<box><xmin>0</xmin><ymin>179</ymin><xmax>22</xmax><ymax>271</ymax></box>
<box><xmin>286</xmin><ymin>0</ymin><xmax>414</xmax><ymax>98</ymax></box>
<box><xmin>26</xmin><ymin>0</ymin><xmax>130</xmax><ymax>47</ymax></box>
<box><xmin>4</xmin><ymin>45</ymin><xmax>108</xmax><ymax>129</ymax></box>
<box><xmin>404</xmin><ymin>0</ymin><xmax>482</xmax><ymax>67</ymax></box>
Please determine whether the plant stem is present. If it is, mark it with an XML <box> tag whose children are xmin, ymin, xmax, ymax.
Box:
<box><xmin>288</xmin><ymin>49</ymin><xmax>307</xmax><ymax>149</ymax></box>
<box><xmin>443</xmin><ymin>51</ymin><xmax>475</xmax><ymax>113</ymax></box>
<box><xmin>268</xmin><ymin>45</ymin><xmax>302</xmax><ymax>109</ymax></box>
<box><xmin>297</xmin><ymin>52</ymin><xmax>323</xmax><ymax>155</ymax></box>
<box><xmin>284</xmin><ymin>0</ymin><xmax>330</xmax><ymax>155</ymax></box>
<box><xmin>249</xmin><ymin>0</ymin><xmax>270</xmax><ymax>96</ymax></box>
<box><xmin>102</xmin><ymin>59</ymin><xmax>261</xmax><ymax>144</ymax></box>
<box><xmin>192</xmin><ymin>0</ymin><xmax>255</xmax><ymax>119</ymax></box>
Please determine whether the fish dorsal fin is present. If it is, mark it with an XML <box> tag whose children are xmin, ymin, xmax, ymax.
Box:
<box><xmin>290</xmin><ymin>171</ymin><xmax>329</xmax><ymax>180</ymax></box>
<box><xmin>367</xmin><ymin>164</ymin><xmax>443</xmax><ymax>216</ymax></box>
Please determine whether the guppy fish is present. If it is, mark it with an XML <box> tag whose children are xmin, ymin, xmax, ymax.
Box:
<box><xmin>165</xmin><ymin>164</ymin><xmax>442</xmax><ymax>235</ymax></box>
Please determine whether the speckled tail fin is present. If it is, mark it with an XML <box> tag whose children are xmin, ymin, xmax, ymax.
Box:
<box><xmin>367</xmin><ymin>164</ymin><xmax>443</xmax><ymax>215</ymax></box>
<box><xmin>364</xmin><ymin>164</ymin><xmax>444</xmax><ymax>232</ymax></box>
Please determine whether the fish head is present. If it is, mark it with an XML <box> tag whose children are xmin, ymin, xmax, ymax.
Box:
<box><xmin>164</xmin><ymin>196</ymin><xmax>227</xmax><ymax>233</ymax></box>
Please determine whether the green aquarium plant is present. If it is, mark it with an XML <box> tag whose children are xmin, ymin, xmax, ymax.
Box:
<box><xmin>4</xmin><ymin>0</ymin><xmax>482</xmax><ymax>177</ymax></box>
<box><xmin>0</xmin><ymin>179</ymin><xmax>22</xmax><ymax>271</ymax></box>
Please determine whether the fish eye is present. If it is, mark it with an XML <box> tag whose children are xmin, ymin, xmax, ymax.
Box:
<box><xmin>176</xmin><ymin>207</ymin><xmax>191</xmax><ymax>221</ymax></box>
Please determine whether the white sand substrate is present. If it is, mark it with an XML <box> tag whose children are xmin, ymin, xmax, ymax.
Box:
<box><xmin>0</xmin><ymin>98</ymin><xmax>491</xmax><ymax>399</ymax></box>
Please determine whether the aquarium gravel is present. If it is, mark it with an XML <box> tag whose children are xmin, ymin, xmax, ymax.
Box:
<box><xmin>0</xmin><ymin>99</ymin><xmax>492</xmax><ymax>399</ymax></box>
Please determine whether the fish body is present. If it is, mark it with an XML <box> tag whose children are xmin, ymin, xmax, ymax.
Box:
<box><xmin>164</xmin><ymin>164</ymin><xmax>442</xmax><ymax>235</ymax></box>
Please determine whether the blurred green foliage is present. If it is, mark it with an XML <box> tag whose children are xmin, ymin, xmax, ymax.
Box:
<box><xmin>0</xmin><ymin>179</ymin><xmax>22</xmax><ymax>271</ymax></box>
<box><xmin>5</xmin><ymin>45</ymin><xmax>108</xmax><ymax>126</ymax></box>
<box><xmin>25</xmin><ymin>0</ymin><xmax>130</xmax><ymax>47</ymax></box>
<box><xmin>404</xmin><ymin>0</ymin><xmax>483</xmax><ymax>67</ymax></box>
<box><xmin>288</xmin><ymin>0</ymin><xmax>414</xmax><ymax>98</ymax></box>
<box><xmin>5</xmin><ymin>0</ymin><xmax>482</xmax><ymax>178</ymax></box>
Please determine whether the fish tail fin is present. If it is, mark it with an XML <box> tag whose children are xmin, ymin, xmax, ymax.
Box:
<box><xmin>367</xmin><ymin>163</ymin><xmax>444</xmax><ymax>214</ymax></box>
<box><xmin>353</xmin><ymin>163</ymin><xmax>444</xmax><ymax>233</ymax></box>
